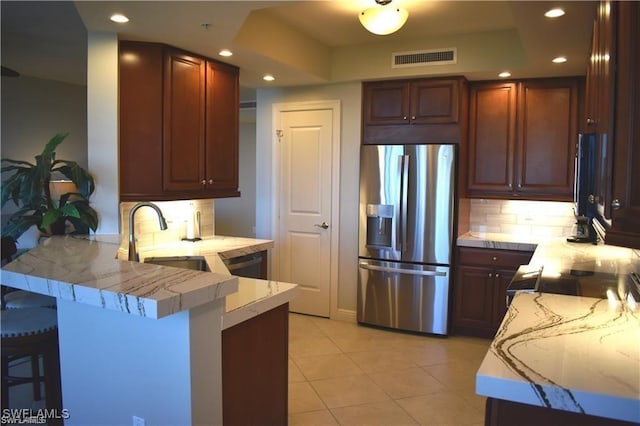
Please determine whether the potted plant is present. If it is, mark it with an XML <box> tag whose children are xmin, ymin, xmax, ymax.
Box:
<box><xmin>1</xmin><ymin>132</ymin><xmax>99</xmax><ymax>242</ymax></box>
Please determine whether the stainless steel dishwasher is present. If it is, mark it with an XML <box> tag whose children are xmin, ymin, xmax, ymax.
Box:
<box><xmin>222</xmin><ymin>251</ymin><xmax>266</xmax><ymax>279</ymax></box>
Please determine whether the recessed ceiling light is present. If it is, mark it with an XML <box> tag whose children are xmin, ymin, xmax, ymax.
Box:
<box><xmin>552</xmin><ymin>56</ymin><xmax>568</xmax><ymax>63</ymax></box>
<box><xmin>544</xmin><ymin>8</ymin><xmax>565</xmax><ymax>18</ymax></box>
<box><xmin>110</xmin><ymin>14</ymin><xmax>129</xmax><ymax>23</ymax></box>
<box><xmin>498</xmin><ymin>71</ymin><xmax>512</xmax><ymax>78</ymax></box>
<box><xmin>219</xmin><ymin>49</ymin><xmax>233</xmax><ymax>57</ymax></box>
<box><xmin>263</xmin><ymin>74</ymin><xmax>275</xmax><ymax>82</ymax></box>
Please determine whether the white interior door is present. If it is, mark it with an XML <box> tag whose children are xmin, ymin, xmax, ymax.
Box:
<box><xmin>277</xmin><ymin>107</ymin><xmax>334</xmax><ymax>317</ymax></box>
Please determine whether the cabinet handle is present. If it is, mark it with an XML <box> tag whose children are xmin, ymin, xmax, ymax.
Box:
<box><xmin>508</xmin><ymin>183</ymin><xmax>512</xmax><ymax>189</ymax></box>
<box><xmin>201</xmin><ymin>179</ymin><xmax>206</xmax><ymax>186</ymax></box>
<box><xmin>488</xmin><ymin>273</ymin><xmax>493</xmax><ymax>278</ymax></box>
<box><xmin>208</xmin><ymin>179</ymin><xmax>213</xmax><ymax>185</ymax></box>
<box><xmin>403</xmin><ymin>116</ymin><xmax>408</xmax><ymax>120</ymax></box>
<box><xmin>586</xmin><ymin>118</ymin><xmax>596</xmax><ymax>126</ymax></box>
<box><xmin>611</xmin><ymin>199</ymin><xmax>622</xmax><ymax>210</ymax></box>
<box><xmin>495</xmin><ymin>273</ymin><xmax>500</xmax><ymax>278</ymax></box>
<box><xmin>492</xmin><ymin>256</ymin><xmax>497</xmax><ymax>261</ymax></box>
<box><xmin>411</xmin><ymin>116</ymin><xmax>416</xmax><ymax>120</ymax></box>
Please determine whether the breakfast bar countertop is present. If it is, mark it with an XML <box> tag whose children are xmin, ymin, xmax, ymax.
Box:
<box><xmin>0</xmin><ymin>235</ymin><xmax>239</xmax><ymax>319</ymax></box>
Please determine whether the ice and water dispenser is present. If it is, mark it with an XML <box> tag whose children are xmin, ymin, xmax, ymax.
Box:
<box><xmin>365</xmin><ymin>204</ymin><xmax>394</xmax><ymax>248</ymax></box>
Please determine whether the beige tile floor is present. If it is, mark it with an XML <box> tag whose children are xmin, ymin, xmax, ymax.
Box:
<box><xmin>287</xmin><ymin>313</ymin><xmax>491</xmax><ymax>426</ymax></box>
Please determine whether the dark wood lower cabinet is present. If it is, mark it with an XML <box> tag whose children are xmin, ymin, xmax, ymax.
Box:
<box><xmin>485</xmin><ymin>398</ymin><xmax>637</xmax><ymax>426</ymax></box>
<box><xmin>454</xmin><ymin>247</ymin><xmax>533</xmax><ymax>338</ymax></box>
<box><xmin>222</xmin><ymin>303</ymin><xmax>289</xmax><ymax>426</ymax></box>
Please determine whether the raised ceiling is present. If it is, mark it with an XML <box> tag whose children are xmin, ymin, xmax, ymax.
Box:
<box><xmin>2</xmin><ymin>1</ymin><xmax>597</xmax><ymax>90</ymax></box>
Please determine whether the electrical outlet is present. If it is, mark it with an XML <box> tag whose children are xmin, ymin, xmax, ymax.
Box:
<box><xmin>132</xmin><ymin>416</ymin><xmax>146</xmax><ymax>426</ymax></box>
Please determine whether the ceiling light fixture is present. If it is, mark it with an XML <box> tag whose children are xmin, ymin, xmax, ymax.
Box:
<box><xmin>263</xmin><ymin>74</ymin><xmax>275</xmax><ymax>82</ymax></box>
<box><xmin>498</xmin><ymin>71</ymin><xmax>512</xmax><ymax>78</ymax></box>
<box><xmin>359</xmin><ymin>0</ymin><xmax>409</xmax><ymax>36</ymax></box>
<box><xmin>110</xmin><ymin>13</ymin><xmax>129</xmax><ymax>24</ymax></box>
<box><xmin>552</xmin><ymin>56</ymin><xmax>568</xmax><ymax>63</ymax></box>
<box><xmin>544</xmin><ymin>8</ymin><xmax>565</xmax><ymax>18</ymax></box>
<box><xmin>219</xmin><ymin>49</ymin><xmax>233</xmax><ymax>57</ymax></box>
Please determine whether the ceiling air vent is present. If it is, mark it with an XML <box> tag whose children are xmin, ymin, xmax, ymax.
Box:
<box><xmin>392</xmin><ymin>48</ymin><xmax>457</xmax><ymax>68</ymax></box>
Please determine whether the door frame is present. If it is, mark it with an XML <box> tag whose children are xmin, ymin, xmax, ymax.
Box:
<box><xmin>271</xmin><ymin>100</ymin><xmax>342</xmax><ymax>319</ymax></box>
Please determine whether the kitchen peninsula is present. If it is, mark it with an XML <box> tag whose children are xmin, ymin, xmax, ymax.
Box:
<box><xmin>0</xmin><ymin>235</ymin><xmax>297</xmax><ymax>425</ymax></box>
<box><xmin>460</xmin><ymin>234</ymin><xmax>640</xmax><ymax>425</ymax></box>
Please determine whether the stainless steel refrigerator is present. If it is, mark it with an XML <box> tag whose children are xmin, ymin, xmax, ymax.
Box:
<box><xmin>358</xmin><ymin>144</ymin><xmax>455</xmax><ymax>335</ymax></box>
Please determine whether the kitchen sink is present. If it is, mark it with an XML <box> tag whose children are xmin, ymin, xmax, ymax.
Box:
<box><xmin>143</xmin><ymin>256</ymin><xmax>209</xmax><ymax>272</ymax></box>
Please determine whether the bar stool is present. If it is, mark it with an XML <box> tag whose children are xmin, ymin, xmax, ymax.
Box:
<box><xmin>1</xmin><ymin>307</ymin><xmax>63</xmax><ymax>418</ymax></box>
<box><xmin>4</xmin><ymin>290</ymin><xmax>56</xmax><ymax>309</ymax></box>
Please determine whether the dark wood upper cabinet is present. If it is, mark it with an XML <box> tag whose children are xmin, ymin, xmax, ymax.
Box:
<box><xmin>205</xmin><ymin>60</ymin><xmax>240</xmax><ymax>195</ymax></box>
<box><xmin>362</xmin><ymin>76</ymin><xmax>468</xmax><ymax>144</ymax></box>
<box><xmin>467</xmin><ymin>82</ymin><xmax>517</xmax><ymax>194</ymax></box>
<box><xmin>119</xmin><ymin>41</ymin><xmax>239</xmax><ymax>202</ymax></box>
<box><xmin>466</xmin><ymin>78</ymin><xmax>579</xmax><ymax>201</ymax></box>
<box><xmin>587</xmin><ymin>1</ymin><xmax>616</xmax><ymax>222</ymax></box>
<box><xmin>162</xmin><ymin>48</ymin><xmax>207</xmax><ymax>193</ymax></box>
<box><xmin>516</xmin><ymin>79</ymin><xmax>578</xmax><ymax>197</ymax></box>
<box><xmin>606</xmin><ymin>0</ymin><xmax>640</xmax><ymax>249</ymax></box>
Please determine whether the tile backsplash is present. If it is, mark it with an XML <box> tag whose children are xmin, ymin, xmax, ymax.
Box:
<box><xmin>468</xmin><ymin>199</ymin><xmax>577</xmax><ymax>239</ymax></box>
<box><xmin>119</xmin><ymin>199</ymin><xmax>215</xmax><ymax>250</ymax></box>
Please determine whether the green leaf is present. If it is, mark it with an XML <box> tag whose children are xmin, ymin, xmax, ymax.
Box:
<box><xmin>41</xmin><ymin>133</ymin><xmax>68</xmax><ymax>159</ymax></box>
<box><xmin>41</xmin><ymin>209</ymin><xmax>62</xmax><ymax>229</ymax></box>
<box><xmin>1</xmin><ymin>214</ymin><xmax>41</xmax><ymax>241</ymax></box>
<box><xmin>60</xmin><ymin>203</ymin><xmax>80</xmax><ymax>219</ymax></box>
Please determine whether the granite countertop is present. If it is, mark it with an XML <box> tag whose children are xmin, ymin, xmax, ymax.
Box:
<box><xmin>0</xmin><ymin>235</ymin><xmax>238</xmax><ymax>319</ymax></box>
<box><xmin>116</xmin><ymin>235</ymin><xmax>298</xmax><ymax>328</ymax></box>
<box><xmin>470</xmin><ymin>232</ymin><xmax>640</xmax><ymax>423</ymax></box>
<box><xmin>457</xmin><ymin>231</ymin><xmax>539</xmax><ymax>252</ymax></box>
<box><xmin>477</xmin><ymin>291</ymin><xmax>640</xmax><ymax>423</ymax></box>
<box><xmin>1</xmin><ymin>234</ymin><xmax>298</xmax><ymax>325</ymax></box>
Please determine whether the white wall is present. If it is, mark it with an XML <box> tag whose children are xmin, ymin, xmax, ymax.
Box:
<box><xmin>0</xmin><ymin>75</ymin><xmax>87</xmax><ymax>247</ymax></box>
<box><xmin>215</xmin><ymin>121</ymin><xmax>257</xmax><ymax>237</ymax></box>
<box><xmin>255</xmin><ymin>82</ymin><xmax>361</xmax><ymax>314</ymax></box>
<box><xmin>87</xmin><ymin>32</ymin><xmax>119</xmax><ymax>234</ymax></box>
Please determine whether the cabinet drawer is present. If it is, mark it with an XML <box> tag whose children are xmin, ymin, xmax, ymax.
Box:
<box><xmin>457</xmin><ymin>247</ymin><xmax>533</xmax><ymax>269</ymax></box>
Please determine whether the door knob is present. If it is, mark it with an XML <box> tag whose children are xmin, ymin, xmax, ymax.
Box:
<box><xmin>314</xmin><ymin>222</ymin><xmax>329</xmax><ymax>229</ymax></box>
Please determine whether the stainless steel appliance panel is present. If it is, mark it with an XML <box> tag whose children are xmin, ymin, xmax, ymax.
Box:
<box><xmin>359</xmin><ymin>145</ymin><xmax>404</xmax><ymax>262</ymax></box>
<box><xmin>357</xmin><ymin>259</ymin><xmax>450</xmax><ymax>335</ymax></box>
<box><xmin>403</xmin><ymin>144</ymin><xmax>455</xmax><ymax>265</ymax></box>
<box><xmin>358</xmin><ymin>259</ymin><xmax>450</xmax><ymax>335</ymax></box>
<box><xmin>358</xmin><ymin>144</ymin><xmax>455</xmax><ymax>265</ymax></box>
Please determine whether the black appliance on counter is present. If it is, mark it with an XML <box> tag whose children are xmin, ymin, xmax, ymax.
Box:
<box><xmin>567</xmin><ymin>133</ymin><xmax>598</xmax><ymax>243</ymax></box>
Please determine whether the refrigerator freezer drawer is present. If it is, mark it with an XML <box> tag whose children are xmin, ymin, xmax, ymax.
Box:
<box><xmin>357</xmin><ymin>259</ymin><xmax>450</xmax><ymax>335</ymax></box>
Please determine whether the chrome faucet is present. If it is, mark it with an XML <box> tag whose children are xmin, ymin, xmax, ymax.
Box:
<box><xmin>128</xmin><ymin>202</ymin><xmax>168</xmax><ymax>262</ymax></box>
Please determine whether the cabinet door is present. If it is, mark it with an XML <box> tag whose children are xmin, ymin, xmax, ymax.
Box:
<box><xmin>454</xmin><ymin>265</ymin><xmax>495</xmax><ymax>337</ymax></box>
<box><xmin>492</xmin><ymin>268</ymin><xmax>517</xmax><ymax>329</ymax></box>
<box><xmin>119</xmin><ymin>41</ymin><xmax>164</xmax><ymax>200</ymax></box>
<box><xmin>362</xmin><ymin>81</ymin><xmax>410</xmax><ymax>125</ymax></box>
<box><xmin>607</xmin><ymin>1</ymin><xmax>640</xmax><ymax>248</ymax></box>
<box><xmin>467</xmin><ymin>82</ymin><xmax>517</xmax><ymax>195</ymax></box>
<box><xmin>410</xmin><ymin>78</ymin><xmax>460</xmax><ymax>124</ymax></box>
<box><xmin>205</xmin><ymin>60</ymin><xmax>240</xmax><ymax>197</ymax></box>
<box><xmin>516</xmin><ymin>79</ymin><xmax>578</xmax><ymax>199</ymax></box>
<box><xmin>593</xmin><ymin>1</ymin><xmax>616</xmax><ymax>220</ymax></box>
<box><xmin>162</xmin><ymin>48</ymin><xmax>206</xmax><ymax>192</ymax></box>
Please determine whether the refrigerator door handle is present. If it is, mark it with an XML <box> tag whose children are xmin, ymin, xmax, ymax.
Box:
<box><xmin>400</xmin><ymin>154</ymin><xmax>409</xmax><ymax>252</ymax></box>
<box><xmin>359</xmin><ymin>262</ymin><xmax>447</xmax><ymax>277</ymax></box>
<box><xmin>395</xmin><ymin>155</ymin><xmax>404</xmax><ymax>251</ymax></box>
